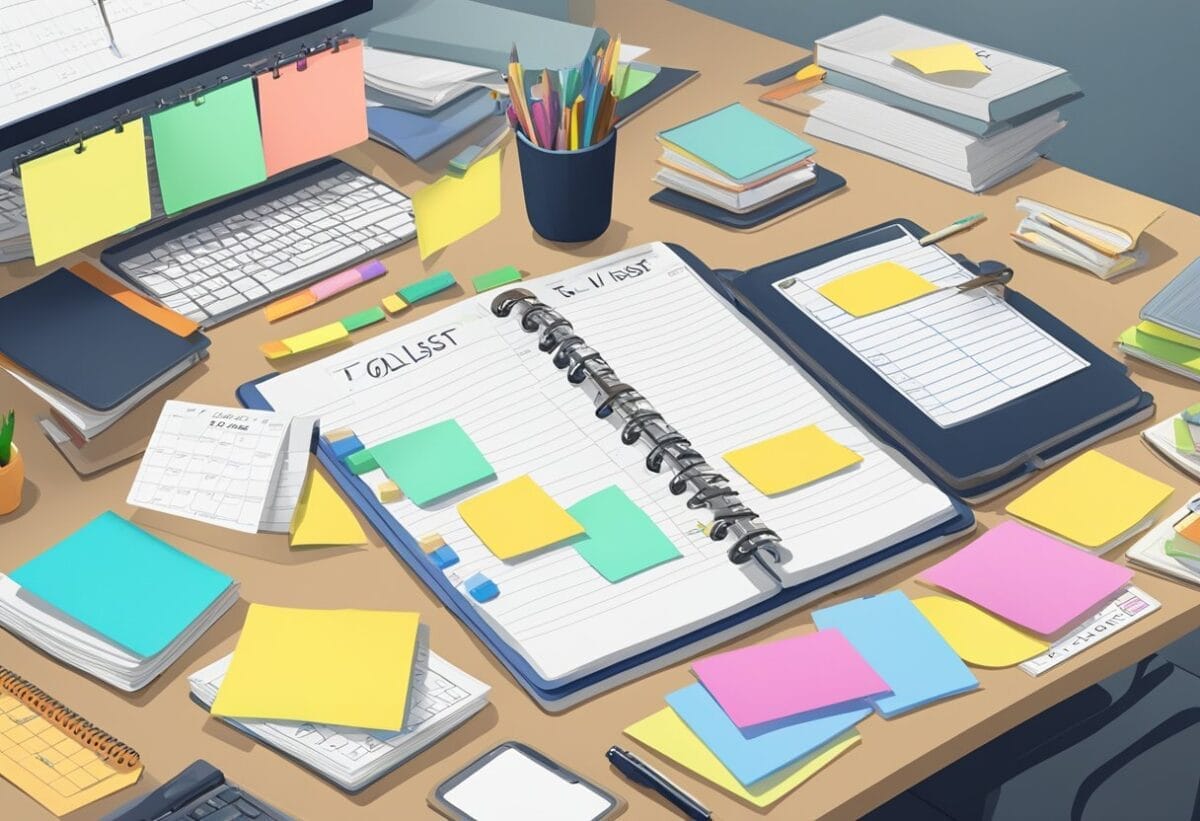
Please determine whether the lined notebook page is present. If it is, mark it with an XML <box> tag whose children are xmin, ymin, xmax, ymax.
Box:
<box><xmin>519</xmin><ymin>243</ymin><xmax>957</xmax><ymax>584</ymax></box>
<box><xmin>772</xmin><ymin>226</ymin><xmax>1088</xmax><ymax>427</ymax></box>
<box><xmin>256</xmin><ymin>303</ymin><xmax>774</xmax><ymax>684</ymax></box>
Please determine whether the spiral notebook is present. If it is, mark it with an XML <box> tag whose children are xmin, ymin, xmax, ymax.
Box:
<box><xmin>240</xmin><ymin>242</ymin><xmax>972</xmax><ymax>708</ymax></box>
<box><xmin>0</xmin><ymin>666</ymin><xmax>143</xmax><ymax>817</ymax></box>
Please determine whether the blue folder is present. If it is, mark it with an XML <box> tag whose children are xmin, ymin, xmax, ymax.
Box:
<box><xmin>367</xmin><ymin>90</ymin><xmax>500</xmax><ymax>162</ymax></box>
<box><xmin>684</xmin><ymin>221</ymin><xmax>1154</xmax><ymax>500</ymax></box>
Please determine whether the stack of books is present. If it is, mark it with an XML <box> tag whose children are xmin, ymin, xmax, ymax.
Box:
<box><xmin>1119</xmin><ymin>258</ymin><xmax>1200</xmax><ymax>380</ymax></box>
<box><xmin>653</xmin><ymin>103</ymin><xmax>820</xmax><ymax>216</ymax></box>
<box><xmin>809</xmin><ymin>16</ymin><xmax>1081</xmax><ymax>192</ymax></box>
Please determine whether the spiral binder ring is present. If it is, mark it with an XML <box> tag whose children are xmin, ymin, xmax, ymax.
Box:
<box><xmin>492</xmin><ymin>288</ymin><xmax>783</xmax><ymax>565</ymax></box>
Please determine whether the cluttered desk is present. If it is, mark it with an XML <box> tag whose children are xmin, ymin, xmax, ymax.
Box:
<box><xmin>4</xmin><ymin>0</ymin><xmax>1200</xmax><ymax>818</ymax></box>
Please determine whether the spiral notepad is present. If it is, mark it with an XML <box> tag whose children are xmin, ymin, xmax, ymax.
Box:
<box><xmin>0</xmin><ymin>666</ymin><xmax>143</xmax><ymax>816</ymax></box>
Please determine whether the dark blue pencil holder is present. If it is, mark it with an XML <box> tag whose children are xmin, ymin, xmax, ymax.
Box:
<box><xmin>516</xmin><ymin>129</ymin><xmax>617</xmax><ymax>243</ymax></box>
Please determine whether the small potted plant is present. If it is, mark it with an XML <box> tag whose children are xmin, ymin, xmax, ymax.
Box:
<box><xmin>0</xmin><ymin>410</ymin><xmax>21</xmax><ymax>515</ymax></box>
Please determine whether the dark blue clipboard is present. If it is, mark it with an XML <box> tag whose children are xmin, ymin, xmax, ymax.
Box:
<box><xmin>684</xmin><ymin>221</ymin><xmax>1154</xmax><ymax>499</ymax></box>
<box><xmin>237</xmin><ymin>240</ymin><xmax>976</xmax><ymax>709</ymax></box>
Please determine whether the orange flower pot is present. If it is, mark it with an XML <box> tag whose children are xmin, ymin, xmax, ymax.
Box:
<box><xmin>0</xmin><ymin>444</ymin><xmax>24</xmax><ymax>516</ymax></box>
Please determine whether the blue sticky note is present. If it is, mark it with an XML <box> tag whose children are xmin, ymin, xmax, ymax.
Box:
<box><xmin>567</xmin><ymin>486</ymin><xmax>681</xmax><ymax>582</ymax></box>
<box><xmin>465</xmin><ymin>572</ymin><xmax>498</xmax><ymax>602</ymax></box>
<box><xmin>666</xmin><ymin>683</ymin><xmax>869</xmax><ymax>786</ymax></box>
<box><xmin>371</xmin><ymin>419</ymin><xmax>494</xmax><ymax>506</ymax></box>
<box><xmin>328</xmin><ymin>434</ymin><xmax>364</xmax><ymax>460</ymax></box>
<box><xmin>11</xmin><ymin>512</ymin><xmax>232</xmax><ymax>658</ymax></box>
<box><xmin>657</xmin><ymin>103</ymin><xmax>815</xmax><ymax>183</ymax></box>
<box><xmin>429</xmin><ymin>545</ymin><xmax>460</xmax><ymax>569</ymax></box>
<box><xmin>812</xmin><ymin>591</ymin><xmax>978</xmax><ymax>718</ymax></box>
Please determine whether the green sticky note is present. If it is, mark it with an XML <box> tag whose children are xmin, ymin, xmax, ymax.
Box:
<box><xmin>1166</xmin><ymin>534</ymin><xmax>1200</xmax><ymax>561</ymax></box>
<box><xmin>149</xmin><ymin>78</ymin><xmax>267</xmax><ymax>215</ymax></box>
<box><xmin>345</xmin><ymin>450</ymin><xmax>379</xmax><ymax>475</ymax></box>
<box><xmin>615</xmin><ymin>65</ymin><xmax>657</xmax><ymax>100</ymax></box>
<box><xmin>1184</xmin><ymin>402</ymin><xmax>1200</xmax><ymax>423</ymax></box>
<box><xmin>472</xmin><ymin>265</ymin><xmax>522</xmax><ymax>293</ymax></box>
<box><xmin>398</xmin><ymin>271</ymin><xmax>456</xmax><ymax>304</ymax></box>
<box><xmin>567</xmin><ymin>486</ymin><xmax>681</xmax><ymax>582</ymax></box>
<box><xmin>340</xmin><ymin>306</ymin><xmax>386</xmax><ymax>332</ymax></box>
<box><xmin>371</xmin><ymin>419</ymin><xmax>494</xmax><ymax>505</ymax></box>
<box><xmin>1119</xmin><ymin>326</ymin><xmax>1200</xmax><ymax>374</ymax></box>
<box><xmin>1175</xmin><ymin>418</ymin><xmax>1196</xmax><ymax>453</ymax></box>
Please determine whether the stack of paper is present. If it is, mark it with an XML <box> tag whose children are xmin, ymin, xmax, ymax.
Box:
<box><xmin>363</xmin><ymin>46</ymin><xmax>497</xmax><ymax>112</ymax></box>
<box><xmin>1119</xmin><ymin>258</ymin><xmax>1200</xmax><ymax>379</ymax></box>
<box><xmin>0</xmin><ymin>171</ymin><xmax>31</xmax><ymax>263</ymax></box>
<box><xmin>190</xmin><ymin>605</ymin><xmax>489</xmax><ymax>791</ymax></box>
<box><xmin>808</xmin><ymin>16</ymin><xmax>1080</xmax><ymax>191</ymax></box>
<box><xmin>1128</xmin><ymin>496</ymin><xmax>1200</xmax><ymax>587</ymax></box>
<box><xmin>653</xmin><ymin>103</ymin><xmax>818</xmax><ymax>214</ymax></box>
<box><xmin>1142</xmin><ymin>405</ymin><xmax>1200</xmax><ymax>481</ymax></box>
<box><xmin>0</xmin><ymin>512</ymin><xmax>239</xmax><ymax>691</ymax></box>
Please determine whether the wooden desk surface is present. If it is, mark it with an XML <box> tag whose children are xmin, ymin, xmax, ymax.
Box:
<box><xmin>3</xmin><ymin>1</ymin><xmax>1200</xmax><ymax>818</ymax></box>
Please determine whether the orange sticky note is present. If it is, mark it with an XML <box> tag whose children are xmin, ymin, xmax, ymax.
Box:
<box><xmin>257</xmin><ymin>38</ymin><xmax>368</xmax><ymax>176</ymax></box>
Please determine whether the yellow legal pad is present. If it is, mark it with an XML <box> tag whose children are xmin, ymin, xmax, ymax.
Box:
<box><xmin>724</xmin><ymin>425</ymin><xmax>862</xmax><ymax>495</ymax></box>
<box><xmin>457</xmin><ymin>475</ymin><xmax>584</xmax><ymax>559</ymax></box>
<box><xmin>289</xmin><ymin>469</ymin><xmax>368</xmax><ymax>547</ymax></box>
<box><xmin>624</xmin><ymin>708</ymin><xmax>860</xmax><ymax>808</ymax></box>
<box><xmin>818</xmin><ymin>262</ymin><xmax>938</xmax><ymax>317</ymax></box>
<box><xmin>1006</xmin><ymin>451</ymin><xmax>1174</xmax><ymax>550</ymax></box>
<box><xmin>891</xmin><ymin>43</ymin><xmax>990</xmax><ymax>75</ymax></box>
<box><xmin>913</xmin><ymin>596</ymin><xmax>1047</xmax><ymax>668</ymax></box>
<box><xmin>412</xmin><ymin>150</ymin><xmax>502</xmax><ymax>259</ymax></box>
<box><xmin>211</xmin><ymin>605</ymin><xmax>420</xmax><ymax>730</ymax></box>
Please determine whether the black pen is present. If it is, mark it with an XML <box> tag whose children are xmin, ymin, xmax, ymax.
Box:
<box><xmin>607</xmin><ymin>745</ymin><xmax>712</xmax><ymax>820</ymax></box>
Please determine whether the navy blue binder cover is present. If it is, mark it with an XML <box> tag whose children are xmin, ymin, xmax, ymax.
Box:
<box><xmin>0</xmin><ymin>268</ymin><xmax>210</xmax><ymax>411</ymax></box>
<box><xmin>650</xmin><ymin>165</ymin><xmax>846</xmax><ymax>230</ymax></box>
<box><xmin>614</xmin><ymin>65</ymin><xmax>698</xmax><ymax>125</ymax></box>
<box><xmin>682</xmin><ymin>221</ymin><xmax>1153</xmax><ymax>497</ymax></box>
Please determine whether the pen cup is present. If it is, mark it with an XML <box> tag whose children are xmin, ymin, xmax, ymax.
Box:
<box><xmin>516</xmin><ymin>129</ymin><xmax>617</xmax><ymax>243</ymax></box>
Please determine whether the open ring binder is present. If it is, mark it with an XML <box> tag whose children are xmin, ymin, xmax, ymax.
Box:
<box><xmin>492</xmin><ymin>287</ymin><xmax>785</xmax><ymax>566</ymax></box>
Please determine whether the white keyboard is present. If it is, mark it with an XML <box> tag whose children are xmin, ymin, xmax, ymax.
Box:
<box><xmin>107</xmin><ymin>162</ymin><xmax>415</xmax><ymax>326</ymax></box>
<box><xmin>0</xmin><ymin>171</ymin><xmax>32</xmax><ymax>263</ymax></box>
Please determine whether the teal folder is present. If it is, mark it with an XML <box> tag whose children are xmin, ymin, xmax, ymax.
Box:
<box><xmin>657</xmin><ymin>103</ymin><xmax>815</xmax><ymax>183</ymax></box>
<box><xmin>11</xmin><ymin>512</ymin><xmax>233</xmax><ymax>658</ymax></box>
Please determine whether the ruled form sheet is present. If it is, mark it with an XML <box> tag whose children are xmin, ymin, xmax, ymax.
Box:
<box><xmin>772</xmin><ymin>226</ymin><xmax>1088</xmax><ymax>427</ymax></box>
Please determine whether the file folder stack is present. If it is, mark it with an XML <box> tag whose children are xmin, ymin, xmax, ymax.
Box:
<box><xmin>1119</xmin><ymin>257</ymin><xmax>1200</xmax><ymax>381</ymax></box>
<box><xmin>808</xmin><ymin>16</ymin><xmax>1081</xmax><ymax>192</ymax></box>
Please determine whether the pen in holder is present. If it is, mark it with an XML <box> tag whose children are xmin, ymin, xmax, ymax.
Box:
<box><xmin>516</xmin><ymin>129</ymin><xmax>617</xmax><ymax>243</ymax></box>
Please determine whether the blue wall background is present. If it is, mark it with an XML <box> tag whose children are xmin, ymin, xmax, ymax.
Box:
<box><xmin>673</xmin><ymin>0</ymin><xmax>1200</xmax><ymax>214</ymax></box>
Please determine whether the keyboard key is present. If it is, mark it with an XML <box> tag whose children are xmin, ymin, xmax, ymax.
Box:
<box><xmin>236</xmin><ymin>799</ymin><xmax>262</xmax><ymax>818</ymax></box>
<box><xmin>190</xmin><ymin>805</ymin><xmax>213</xmax><ymax>818</ymax></box>
<box><xmin>205</xmin><ymin>806</ymin><xmax>243</xmax><ymax>821</ymax></box>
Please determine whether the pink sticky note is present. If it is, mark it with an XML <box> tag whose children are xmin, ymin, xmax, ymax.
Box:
<box><xmin>920</xmin><ymin>520</ymin><xmax>1133</xmax><ymax>636</ymax></box>
<box><xmin>691</xmin><ymin>630</ymin><xmax>889</xmax><ymax>729</ymax></box>
<box><xmin>310</xmin><ymin>268</ymin><xmax>365</xmax><ymax>299</ymax></box>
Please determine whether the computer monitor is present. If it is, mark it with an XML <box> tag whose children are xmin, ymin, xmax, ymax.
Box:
<box><xmin>0</xmin><ymin>0</ymin><xmax>372</xmax><ymax>172</ymax></box>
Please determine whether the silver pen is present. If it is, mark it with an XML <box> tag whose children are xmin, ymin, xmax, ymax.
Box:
<box><xmin>95</xmin><ymin>0</ymin><xmax>123</xmax><ymax>58</ymax></box>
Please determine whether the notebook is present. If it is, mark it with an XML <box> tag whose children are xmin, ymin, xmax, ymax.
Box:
<box><xmin>656</xmin><ymin>103</ymin><xmax>816</xmax><ymax>184</ymax></box>
<box><xmin>1017</xmin><ymin>190</ymin><xmax>1164</xmax><ymax>256</ymax></box>
<box><xmin>241</xmin><ymin>241</ymin><xmax>972</xmax><ymax>708</ymax></box>
<box><xmin>1140</xmin><ymin>257</ymin><xmax>1200</xmax><ymax>338</ymax></box>
<box><xmin>367</xmin><ymin>89</ymin><xmax>500</xmax><ymax>161</ymax></box>
<box><xmin>0</xmin><ymin>666</ymin><xmax>143</xmax><ymax>817</ymax></box>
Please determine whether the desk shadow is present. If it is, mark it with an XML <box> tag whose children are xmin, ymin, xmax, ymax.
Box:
<box><xmin>199</xmin><ymin>707</ymin><xmax>258</xmax><ymax>753</ymax></box>
<box><xmin>76</xmin><ymin>770</ymin><xmax>163</xmax><ymax>820</ymax></box>
<box><xmin>529</xmin><ymin>220</ymin><xmax>633</xmax><ymax>257</ymax></box>
<box><xmin>1125</xmin><ymin>357</ymin><xmax>1200</xmax><ymax>393</ymax></box>
<box><xmin>1113</xmin><ymin>233</ymin><xmax>1178</xmax><ymax>280</ymax></box>
<box><xmin>985</xmin><ymin>160</ymin><xmax>1057</xmax><ymax>198</ymax></box>
<box><xmin>0</xmin><ymin>479</ymin><xmax>40</xmax><ymax>522</ymax></box>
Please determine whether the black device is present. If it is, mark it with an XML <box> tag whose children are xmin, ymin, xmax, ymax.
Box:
<box><xmin>101</xmin><ymin>760</ymin><xmax>292</xmax><ymax>821</ymax></box>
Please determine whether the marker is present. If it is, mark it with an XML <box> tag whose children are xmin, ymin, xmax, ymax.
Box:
<box><xmin>607</xmin><ymin>746</ymin><xmax>711</xmax><ymax>820</ymax></box>
<box><xmin>919</xmin><ymin>213</ymin><xmax>986</xmax><ymax>246</ymax></box>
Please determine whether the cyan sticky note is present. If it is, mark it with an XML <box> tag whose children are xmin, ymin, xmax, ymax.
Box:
<box><xmin>567</xmin><ymin>486</ymin><xmax>681</xmax><ymax>582</ymax></box>
<box><xmin>429</xmin><ymin>545</ymin><xmax>459</xmax><ymax>569</ymax></box>
<box><xmin>666</xmin><ymin>683</ymin><xmax>869</xmax><ymax>786</ymax></box>
<box><xmin>812</xmin><ymin>590</ymin><xmax>978</xmax><ymax>718</ymax></box>
<box><xmin>370</xmin><ymin>420</ymin><xmax>494</xmax><ymax>505</ymax></box>
<box><xmin>10</xmin><ymin>511</ymin><xmax>232</xmax><ymax>658</ymax></box>
<box><xmin>657</xmin><ymin>102</ymin><xmax>815</xmax><ymax>183</ymax></box>
<box><xmin>465</xmin><ymin>572</ymin><xmax>498</xmax><ymax>602</ymax></box>
<box><xmin>329</xmin><ymin>434</ymin><xmax>365</xmax><ymax>460</ymax></box>
<box><xmin>398</xmin><ymin>271</ymin><xmax>456</xmax><ymax>304</ymax></box>
<box><xmin>1184</xmin><ymin>403</ymin><xmax>1200</xmax><ymax>424</ymax></box>
<box><xmin>345</xmin><ymin>450</ymin><xmax>378</xmax><ymax>475</ymax></box>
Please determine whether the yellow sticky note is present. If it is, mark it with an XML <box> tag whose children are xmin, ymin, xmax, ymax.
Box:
<box><xmin>794</xmin><ymin>64</ymin><xmax>826</xmax><ymax>82</ymax></box>
<box><xmin>457</xmin><ymin>475</ymin><xmax>584</xmax><ymax>559</ymax></box>
<box><xmin>263</xmin><ymin>322</ymin><xmax>349</xmax><ymax>359</ymax></box>
<box><xmin>1006</xmin><ymin>451</ymin><xmax>1174</xmax><ymax>549</ymax></box>
<box><xmin>625</xmin><ymin>708</ymin><xmax>859</xmax><ymax>808</ymax></box>
<box><xmin>413</xmin><ymin>150</ymin><xmax>501</xmax><ymax>259</ymax></box>
<box><xmin>289</xmin><ymin>469</ymin><xmax>368</xmax><ymax>547</ymax></box>
<box><xmin>724</xmin><ymin>425</ymin><xmax>862</xmax><ymax>495</ymax></box>
<box><xmin>818</xmin><ymin>262</ymin><xmax>938</xmax><ymax>317</ymax></box>
<box><xmin>211</xmin><ymin>604</ymin><xmax>420</xmax><ymax>730</ymax></box>
<box><xmin>913</xmin><ymin>596</ymin><xmax>1047</xmax><ymax>668</ymax></box>
<box><xmin>23</xmin><ymin>121</ymin><xmax>151</xmax><ymax>265</ymax></box>
<box><xmin>891</xmin><ymin>43</ymin><xmax>990</xmax><ymax>75</ymax></box>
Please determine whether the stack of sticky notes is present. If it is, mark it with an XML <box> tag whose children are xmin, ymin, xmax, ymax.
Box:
<box><xmin>0</xmin><ymin>512</ymin><xmax>240</xmax><ymax>691</ymax></box>
<box><xmin>1005</xmin><ymin>451</ymin><xmax>1173</xmax><ymax>552</ymax></box>
<box><xmin>653</xmin><ymin>103</ymin><xmax>821</xmax><ymax>217</ymax></box>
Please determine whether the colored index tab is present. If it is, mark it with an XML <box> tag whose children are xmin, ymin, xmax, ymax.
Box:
<box><xmin>1183</xmin><ymin>403</ymin><xmax>1200</xmax><ymax>424</ymax></box>
<box><xmin>1176</xmin><ymin>418</ymin><xmax>1196</xmax><ymax>453</ymax></box>
<box><xmin>370</xmin><ymin>419</ymin><xmax>494</xmax><ymax>505</ymax></box>
<box><xmin>398</xmin><ymin>270</ymin><xmax>457</xmax><ymax>304</ymax></box>
<box><xmin>818</xmin><ymin>262</ymin><xmax>938</xmax><ymax>317</ymax></box>
<box><xmin>919</xmin><ymin>521</ymin><xmax>1132</xmax><ymax>636</ymax></box>
<box><xmin>666</xmin><ymin>683</ymin><xmax>869</xmax><ymax>786</ymax></box>
<box><xmin>691</xmin><ymin>630</ymin><xmax>887</xmax><ymax>729</ymax></box>
<box><xmin>412</xmin><ymin>151</ymin><xmax>502</xmax><ymax>259</ymax></box>
<box><xmin>1006</xmin><ymin>451</ymin><xmax>1174</xmax><ymax>550</ymax></box>
<box><xmin>891</xmin><ymin>43</ymin><xmax>990</xmax><ymax>75</ymax></box>
<box><xmin>256</xmin><ymin>38</ymin><xmax>368</xmax><ymax>176</ymax></box>
<box><xmin>723</xmin><ymin>425</ymin><xmax>861</xmax><ymax>495</ymax></box>
<box><xmin>10</xmin><ymin>511</ymin><xmax>231</xmax><ymax>658</ymax></box>
<box><xmin>567</xmin><ymin>485</ymin><xmax>681</xmax><ymax>582</ymax></box>
<box><xmin>812</xmin><ymin>590</ymin><xmax>978</xmax><ymax>718</ymax></box>
<box><xmin>458</xmin><ymin>475</ymin><xmax>584</xmax><ymax>559</ymax></box>
<box><xmin>289</xmin><ymin>469</ymin><xmax>367</xmax><ymax>547</ymax></box>
<box><xmin>211</xmin><ymin>604</ymin><xmax>420</xmax><ymax>730</ymax></box>
<box><xmin>261</xmin><ymin>322</ymin><xmax>349</xmax><ymax>359</ymax></box>
<box><xmin>340</xmin><ymin>306</ymin><xmax>386</xmax><ymax>332</ymax></box>
<box><xmin>472</xmin><ymin>265</ymin><xmax>522</xmax><ymax>293</ymax></box>
<box><xmin>23</xmin><ymin>121</ymin><xmax>150</xmax><ymax>265</ymax></box>
<box><xmin>614</xmin><ymin>65</ymin><xmax>656</xmax><ymax>99</ymax></box>
<box><xmin>345</xmin><ymin>449</ymin><xmax>378</xmax><ymax>474</ymax></box>
<box><xmin>465</xmin><ymin>572</ymin><xmax>499</xmax><ymax>602</ymax></box>
<box><xmin>148</xmin><ymin>78</ymin><xmax>267</xmax><ymax>215</ymax></box>
<box><xmin>625</xmin><ymin>709</ymin><xmax>860</xmax><ymax>808</ymax></box>
<box><xmin>914</xmin><ymin>596</ymin><xmax>1048</xmax><ymax>668</ymax></box>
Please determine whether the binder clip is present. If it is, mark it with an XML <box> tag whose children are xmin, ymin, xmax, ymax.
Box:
<box><xmin>296</xmin><ymin>45</ymin><xmax>309</xmax><ymax>72</ymax></box>
<box><xmin>954</xmin><ymin>260</ymin><xmax>1014</xmax><ymax>293</ymax></box>
<box><xmin>73</xmin><ymin>130</ymin><xmax>86</xmax><ymax>154</ymax></box>
<box><xmin>271</xmin><ymin>52</ymin><xmax>285</xmax><ymax>79</ymax></box>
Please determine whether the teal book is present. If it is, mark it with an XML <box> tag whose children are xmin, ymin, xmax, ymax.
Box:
<box><xmin>657</xmin><ymin>103</ymin><xmax>815</xmax><ymax>183</ymax></box>
<box><xmin>11</xmin><ymin>511</ymin><xmax>233</xmax><ymax>658</ymax></box>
